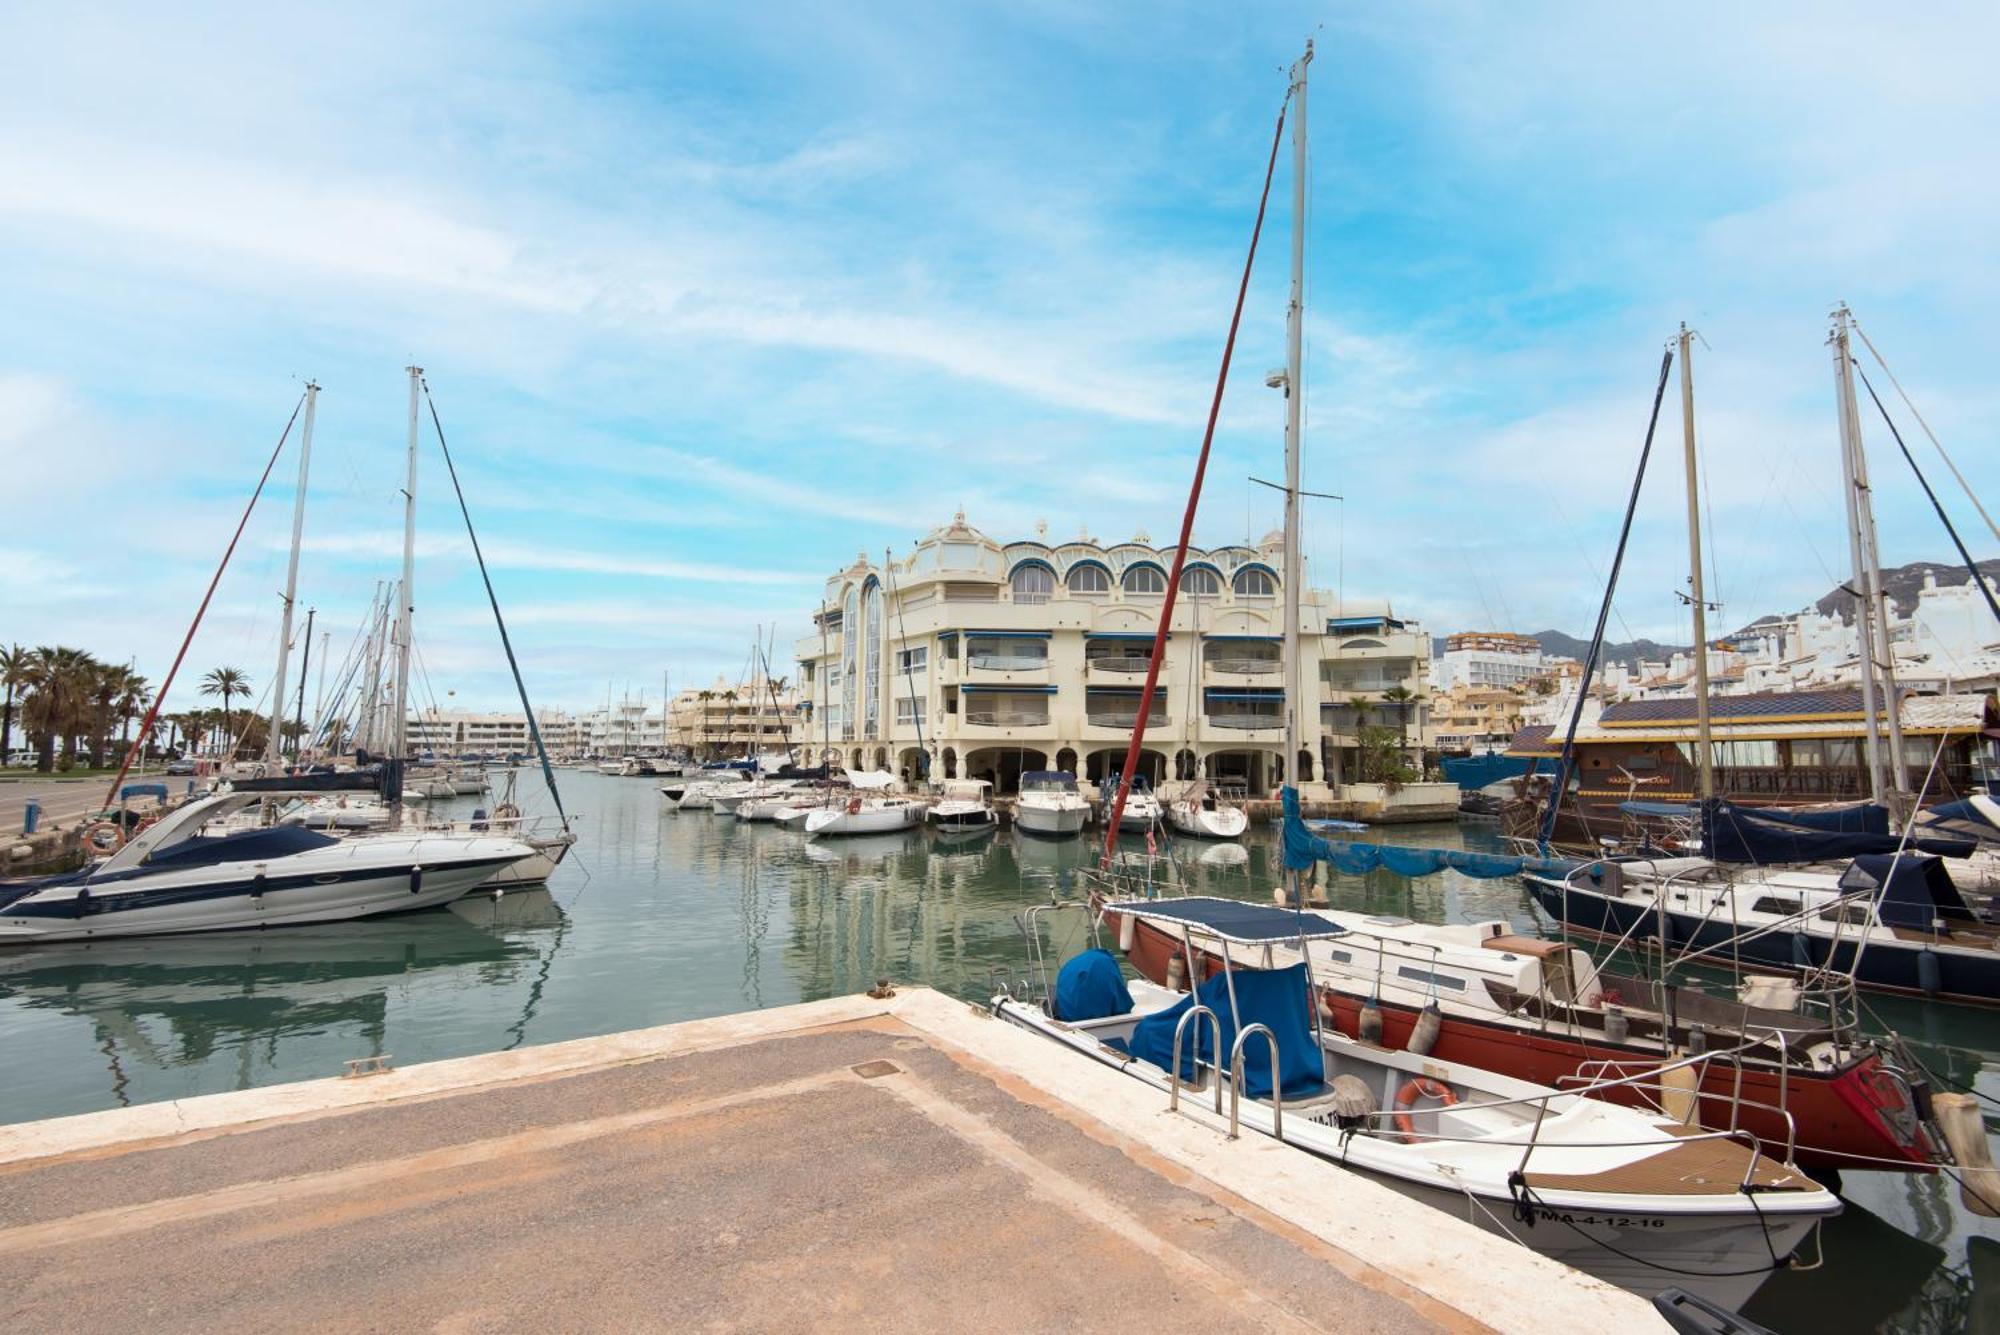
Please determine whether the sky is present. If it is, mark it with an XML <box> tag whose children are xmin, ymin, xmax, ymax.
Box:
<box><xmin>1</xmin><ymin>2</ymin><xmax>1995</xmax><ymax>717</ymax></box>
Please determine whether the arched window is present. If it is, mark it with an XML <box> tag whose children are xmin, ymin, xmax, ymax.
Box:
<box><xmin>1010</xmin><ymin>564</ymin><xmax>1055</xmax><ymax>604</ymax></box>
<box><xmin>1123</xmin><ymin>565</ymin><xmax>1166</xmax><ymax>595</ymax></box>
<box><xmin>1180</xmin><ymin>567</ymin><xmax>1221</xmax><ymax>598</ymax></box>
<box><xmin>1233</xmin><ymin>567</ymin><xmax>1277</xmax><ymax>598</ymax></box>
<box><xmin>1067</xmin><ymin>564</ymin><xmax>1110</xmax><ymax>595</ymax></box>
<box><xmin>841</xmin><ymin>588</ymin><xmax>859</xmax><ymax>741</ymax></box>
<box><xmin>862</xmin><ymin>581</ymin><xmax>883</xmax><ymax>738</ymax></box>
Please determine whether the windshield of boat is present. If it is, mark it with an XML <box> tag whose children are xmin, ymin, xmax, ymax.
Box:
<box><xmin>1022</xmin><ymin>771</ymin><xmax>1076</xmax><ymax>794</ymax></box>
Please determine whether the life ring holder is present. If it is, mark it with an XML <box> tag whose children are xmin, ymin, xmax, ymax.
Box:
<box><xmin>1391</xmin><ymin>1077</ymin><xmax>1458</xmax><ymax>1143</ymax></box>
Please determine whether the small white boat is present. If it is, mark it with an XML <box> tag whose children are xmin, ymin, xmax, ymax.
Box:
<box><xmin>999</xmin><ymin>898</ymin><xmax>1840</xmax><ymax>1313</ymax></box>
<box><xmin>735</xmin><ymin>782</ymin><xmax>808</xmax><ymax>822</ymax></box>
<box><xmin>804</xmin><ymin>795</ymin><xmax>926</xmax><ymax>837</ymax></box>
<box><xmin>927</xmin><ymin>778</ymin><xmax>996</xmax><ymax>832</ymax></box>
<box><xmin>674</xmin><ymin>775</ymin><xmax>746</xmax><ymax>811</ymax></box>
<box><xmin>1106</xmin><ymin>777</ymin><xmax>1162</xmax><ymax>833</ymax></box>
<box><xmin>1164</xmin><ymin>780</ymin><xmax>1249</xmax><ymax>839</ymax></box>
<box><xmin>1015</xmin><ymin>771</ymin><xmax>1088</xmax><ymax>837</ymax></box>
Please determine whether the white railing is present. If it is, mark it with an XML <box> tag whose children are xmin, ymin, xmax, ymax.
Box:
<box><xmin>1085</xmin><ymin>711</ymin><xmax>1165</xmax><ymax>729</ymax></box>
<box><xmin>968</xmin><ymin>653</ymin><xmax>1049</xmax><ymax>671</ymax></box>
<box><xmin>1086</xmin><ymin>655</ymin><xmax>1151</xmax><ymax>673</ymax></box>
<box><xmin>965</xmin><ymin>710</ymin><xmax>1051</xmax><ymax>728</ymax></box>
<box><xmin>1207</xmin><ymin>713</ymin><xmax>1282</xmax><ymax>730</ymax></box>
<box><xmin>1207</xmin><ymin>656</ymin><xmax>1280</xmax><ymax>675</ymax></box>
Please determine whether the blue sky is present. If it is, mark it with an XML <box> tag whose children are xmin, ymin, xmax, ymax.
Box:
<box><xmin>2</xmin><ymin>3</ymin><xmax>1994</xmax><ymax>714</ymax></box>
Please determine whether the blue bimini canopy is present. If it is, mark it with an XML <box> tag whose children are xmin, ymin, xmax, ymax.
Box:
<box><xmin>1126</xmin><ymin>962</ymin><xmax>1324</xmax><ymax>1100</ymax></box>
<box><xmin>1841</xmin><ymin>853</ymin><xmax>1979</xmax><ymax>931</ymax></box>
<box><xmin>1107</xmin><ymin>895</ymin><xmax>1347</xmax><ymax>944</ymax></box>
<box><xmin>1053</xmin><ymin>949</ymin><xmax>1134</xmax><ymax>1022</ymax></box>
<box><xmin>1279</xmin><ymin>787</ymin><xmax>1575</xmax><ymax>880</ymax></box>
<box><xmin>1915</xmin><ymin>797</ymin><xmax>2000</xmax><ymax>847</ymax></box>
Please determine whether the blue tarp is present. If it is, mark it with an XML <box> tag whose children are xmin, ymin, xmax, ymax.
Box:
<box><xmin>1439</xmin><ymin>753</ymin><xmax>1537</xmax><ymax>791</ymax></box>
<box><xmin>1279</xmin><ymin>787</ymin><xmax>1575</xmax><ymax>879</ymax></box>
<box><xmin>1053</xmin><ymin>949</ymin><xmax>1134</xmax><ymax>1022</ymax></box>
<box><xmin>1842</xmin><ymin>853</ymin><xmax>1980</xmax><ymax>930</ymax></box>
<box><xmin>1126</xmin><ymin>963</ymin><xmax>1324</xmax><ymax>1100</ymax></box>
<box><xmin>1702</xmin><ymin>799</ymin><xmax>1971</xmax><ymax>864</ymax></box>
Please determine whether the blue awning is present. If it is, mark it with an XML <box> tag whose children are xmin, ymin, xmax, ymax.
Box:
<box><xmin>1328</xmin><ymin>616</ymin><xmax>1387</xmax><ymax>629</ymax></box>
<box><xmin>1202</xmin><ymin>634</ymin><xmax>1281</xmax><ymax>642</ymax></box>
<box><xmin>937</xmin><ymin>631</ymin><xmax>959</xmax><ymax>640</ymax></box>
<box><xmin>1085</xmin><ymin>632</ymin><xmax>1169</xmax><ymax>641</ymax></box>
<box><xmin>959</xmin><ymin>684</ymin><xmax>1058</xmax><ymax>694</ymax></box>
<box><xmin>967</xmin><ymin>630</ymin><xmax>1052</xmax><ymax>639</ymax></box>
<box><xmin>1086</xmin><ymin>686</ymin><xmax>1147</xmax><ymax>695</ymax></box>
<box><xmin>1205</xmin><ymin>688</ymin><xmax>1284</xmax><ymax>701</ymax></box>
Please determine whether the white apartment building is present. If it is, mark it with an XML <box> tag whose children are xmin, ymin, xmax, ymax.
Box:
<box><xmin>1429</xmin><ymin>630</ymin><xmax>1547</xmax><ymax>691</ymax></box>
<box><xmin>666</xmin><ymin>678</ymin><xmax>804</xmax><ymax>758</ymax></box>
<box><xmin>406</xmin><ymin>708</ymin><xmax>584</xmax><ymax>757</ymax></box>
<box><xmin>793</xmin><ymin>513</ymin><xmax>1435</xmax><ymax>796</ymax></box>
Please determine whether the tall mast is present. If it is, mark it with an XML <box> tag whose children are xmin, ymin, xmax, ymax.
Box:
<box><xmin>393</xmin><ymin>365</ymin><xmax>421</xmax><ymax>765</ymax></box>
<box><xmin>359</xmin><ymin>581</ymin><xmax>387</xmax><ymax>753</ymax></box>
<box><xmin>292</xmin><ymin>606</ymin><xmax>315</xmax><ymax>761</ymax></box>
<box><xmin>266</xmin><ymin>380</ymin><xmax>318</xmax><ymax>764</ymax></box>
<box><xmin>1280</xmin><ymin>39</ymin><xmax>1311</xmax><ymax>808</ymax></box>
<box><xmin>820</xmin><ymin>604</ymin><xmax>831</xmax><ymax>764</ymax></box>
<box><xmin>1831</xmin><ymin>306</ymin><xmax>1904</xmax><ymax>800</ymax></box>
<box><xmin>1677</xmin><ymin>324</ymin><xmax>1716</xmax><ymax>801</ymax></box>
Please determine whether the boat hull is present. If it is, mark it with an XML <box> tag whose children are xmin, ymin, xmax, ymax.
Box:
<box><xmin>1165</xmin><ymin>806</ymin><xmax>1249</xmax><ymax>839</ymax></box>
<box><xmin>1523</xmin><ymin>875</ymin><xmax>2000</xmax><ymax>1007</ymax></box>
<box><xmin>1118</xmin><ymin>914</ymin><xmax>1935</xmax><ymax>1174</ymax></box>
<box><xmin>1016</xmin><ymin>802</ymin><xmax>1087</xmax><ymax>836</ymax></box>
<box><xmin>804</xmin><ymin>805</ymin><xmax>923</xmax><ymax>837</ymax></box>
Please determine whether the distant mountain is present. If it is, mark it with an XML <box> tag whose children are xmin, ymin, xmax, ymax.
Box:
<box><xmin>1440</xmin><ymin>559</ymin><xmax>1997</xmax><ymax>666</ymax></box>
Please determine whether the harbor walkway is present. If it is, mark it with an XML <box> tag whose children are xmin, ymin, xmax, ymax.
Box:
<box><xmin>0</xmin><ymin>989</ymin><xmax>1660</xmax><ymax>1333</ymax></box>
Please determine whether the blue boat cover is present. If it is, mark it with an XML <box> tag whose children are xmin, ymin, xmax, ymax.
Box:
<box><xmin>1439</xmin><ymin>753</ymin><xmax>1537</xmax><ymax>791</ymax></box>
<box><xmin>1279</xmin><ymin>788</ymin><xmax>1575</xmax><ymax>880</ymax></box>
<box><xmin>144</xmin><ymin>824</ymin><xmax>340</xmax><ymax>868</ymax></box>
<box><xmin>1053</xmin><ymin>949</ymin><xmax>1134</xmax><ymax>1022</ymax></box>
<box><xmin>1702</xmin><ymin>799</ymin><xmax>1972</xmax><ymax>864</ymax></box>
<box><xmin>1842</xmin><ymin>853</ymin><xmax>1980</xmax><ymax>930</ymax></box>
<box><xmin>1127</xmin><ymin>963</ymin><xmax>1324</xmax><ymax>1100</ymax></box>
<box><xmin>1916</xmin><ymin>798</ymin><xmax>2000</xmax><ymax>846</ymax></box>
<box><xmin>1618</xmin><ymin>800</ymin><xmax>1699</xmax><ymax>818</ymax></box>
<box><xmin>1109</xmin><ymin>895</ymin><xmax>1347</xmax><ymax>943</ymax></box>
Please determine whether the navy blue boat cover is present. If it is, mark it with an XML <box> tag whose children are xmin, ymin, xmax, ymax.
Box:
<box><xmin>1108</xmin><ymin>895</ymin><xmax>1347</xmax><ymax>943</ymax></box>
<box><xmin>145</xmin><ymin>824</ymin><xmax>340</xmax><ymax>868</ymax></box>
<box><xmin>1841</xmin><ymin>853</ymin><xmax>1979</xmax><ymax>930</ymax></box>
<box><xmin>1279</xmin><ymin>787</ymin><xmax>1575</xmax><ymax>880</ymax></box>
<box><xmin>1702</xmin><ymin>799</ymin><xmax>1973</xmax><ymax>864</ymax></box>
<box><xmin>1126</xmin><ymin>963</ymin><xmax>1324</xmax><ymax>1100</ymax></box>
<box><xmin>1053</xmin><ymin>949</ymin><xmax>1134</xmax><ymax>1022</ymax></box>
<box><xmin>1915</xmin><ymin>798</ymin><xmax>2000</xmax><ymax>846</ymax></box>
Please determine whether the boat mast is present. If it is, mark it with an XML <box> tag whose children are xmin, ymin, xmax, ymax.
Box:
<box><xmin>1280</xmin><ymin>39</ymin><xmax>1310</xmax><ymax>819</ymax></box>
<box><xmin>393</xmin><ymin>366</ymin><xmax>421</xmax><ymax>774</ymax></box>
<box><xmin>1832</xmin><ymin>305</ymin><xmax>1909</xmax><ymax>802</ymax></box>
<box><xmin>359</xmin><ymin>581</ymin><xmax>387</xmax><ymax>754</ymax></box>
<box><xmin>266</xmin><ymin>380</ymin><xmax>318</xmax><ymax>765</ymax></box>
<box><xmin>1677</xmin><ymin>325</ymin><xmax>1716</xmax><ymax>802</ymax></box>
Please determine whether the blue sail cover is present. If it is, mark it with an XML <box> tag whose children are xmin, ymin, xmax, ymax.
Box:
<box><xmin>1126</xmin><ymin>962</ymin><xmax>1324</xmax><ymax>1100</ymax></box>
<box><xmin>1053</xmin><ymin>949</ymin><xmax>1134</xmax><ymax>1022</ymax></box>
<box><xmin>1842</xmin><ymin>853</ymin><xmax>1980</xmax><ymax>930</ymax></box>
<box><xmin>1279</xmin><ymin>788</ymin><xmax>1574</xmax><ymax>880</ymax></box>
<box><xmin>1915</xmin><ymin>798</ymin><xmax>2000</xmax><ymax>847</ymax></box>
<box><xmin>1702</xmin><ymin>799</ymin><xmax>1973</xmax><ymax>864</ymax></box>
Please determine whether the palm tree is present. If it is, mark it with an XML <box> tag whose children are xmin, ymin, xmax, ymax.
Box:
<box><xmin>114</xmin><ymin>669</ymin><xmax>152</xmax><ymax>763</ymax></box>
<box><xmin>22</xmin><ymin>646</ymin><xmax>100</xmax><ymax>771</ymax></box>
<box><xmin>1381</xmin><ymin>684</ymin><xmax>1417</xmax><ymax>759</ymax></box>
<box><xmin>201</xmin><ymin>667</ymin><xmax>251</xmax><ymax>760</ymax></box>
<box><xmin>0</xmin><ymin>643</ymin><xmax>25</xmax><ymax>765</ymax></box>
<box><xmin>695</xmin><ymin>690</ymin><xmax>714</xmax><ymax>760</ymax></box>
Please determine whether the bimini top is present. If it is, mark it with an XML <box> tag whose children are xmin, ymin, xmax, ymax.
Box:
<box><xmin>1106</xmin><ymin>896</ymin><xmax>1346</xmax><ymax>944</ymax></box>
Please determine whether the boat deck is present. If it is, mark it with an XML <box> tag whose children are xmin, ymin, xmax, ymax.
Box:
<box><xmin>1524</xmin><ymin>1130</ymin><xmax>1816</xmax><ymax>1196</ymax></box>
<box><xmin>0</xmin><ymin>990</ymin><xmax>1662</xmax><ymax>1334</ymax></box>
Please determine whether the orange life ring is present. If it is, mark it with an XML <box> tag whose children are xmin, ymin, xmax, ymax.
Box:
<box><xmin>1391</xmin><ymin>1077</ymin><xmax>1458</xmax><ymax>1142</ymax></box>
<box><xmin>82</xmin><ymin>820</ymin><xmax>127</xmax><ymax>854</ymax></box>
<box><xmin>847</xmin><ymin>796</ymin><xmax>862</xmax><ymax>815</ymax></box>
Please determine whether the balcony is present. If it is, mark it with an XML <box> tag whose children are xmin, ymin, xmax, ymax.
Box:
<box><xmin>1205</xmin><ymin>711</ymin><xmax>1284</xmax><ymax>733</ymax></box>
<box><xmin>1205</xmin><ymin>654</ymin><xmax>1281</xmax><ymax>682</ymax></box>
<box><xmin>967</xmin><ymin>651</ymin><xmax>1049</xmax><ymax>672</ymax></box>
<box><xmin>963</xmin><ymin>708</ymin><xmax>1053</xmax><ymax>730</ymax></box>
<box><xmin>1085</xmin><ymin>654</ymin><xmax>1153</xmax><ymax>681</ymax></box>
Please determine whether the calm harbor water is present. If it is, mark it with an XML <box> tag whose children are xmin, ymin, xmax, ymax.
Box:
<box><xmin>2</xmin><ymin>770</ymin><xmax>1993</xmax><ymax>1329</ymax></box>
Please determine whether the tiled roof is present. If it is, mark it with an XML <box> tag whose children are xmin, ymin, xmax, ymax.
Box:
<box><xmin>1599</xmin><ymin>689</ymin><xmax>1869</xmax><ymax>725</ymax></box>
<box><xmin>1506</xmin><ymin>724</ymin><xmax>1559</xmax><ymax>756</ymax></box>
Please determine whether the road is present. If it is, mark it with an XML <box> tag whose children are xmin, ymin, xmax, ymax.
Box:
<box><xmin>0</xmin><ymin>772</ymin><xmax>179</xmax><ymax>835</ymax></box>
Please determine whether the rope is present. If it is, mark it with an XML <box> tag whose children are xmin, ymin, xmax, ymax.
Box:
<box><xmin>422</xmin><ymin>383</ymin><xmax>571</xmax><ymax>832</ymax></box>
<box><xmin>103</xmin><ymin>392</ymin><xmax>306</xmax><ymax>808</ymax></box>
<box><xmin>1852</xmin><ymin>319</ymin><xmax>2000</xmax><ymax>544</ymax></box>
<box><xmin>1852</xmin><ymin>360</ymin><xmax>2000</xmax><ymax>629</ymax></box>
<box><xmin>1506</xmin><ymin>1173</ymin><xmax>1793</xmax><ymax>1279</ymax></box>
<box><xmin>1539</xmin><ymin>347</ymin><xmax>1673</xmax><ymax>852</ymax></box>
<box><xmin>1102</xmin><ymin>84</ymin><xmax>1291</xmax><ymax>864</ymax></box>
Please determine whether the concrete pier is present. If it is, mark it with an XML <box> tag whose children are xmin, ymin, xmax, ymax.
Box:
<box><xmin>0</xmin><ymin>989</ymin><xmax>1659</xmax><ymax>1333</ymax></box>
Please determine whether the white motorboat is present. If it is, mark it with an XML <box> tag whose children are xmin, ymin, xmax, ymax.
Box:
<box><xmin>803</xmin><ymin>796</ymin><xmax>926</xmax><ymax>837</ymax></box>
<box><xmin>926</xmin><ymin>778</ymin><xmax>996</xmax><ymax>833</ymax></box>
<box><xmin>449</xmin><ymin>769</ymin><xmax>486</xmax><ymax>796</ymax></box>
<box><xmin>1106</xmin><ymin>777</ymin><xmax>1162</xmax><ymax>833</ymax></box>
<box><xmin>999</xmin><ymin>899</ymin><xmax>1839</xmax><ymax>1313</ymax></box>
<box><xmin>1015</xmin><ymin>770</ymin><xmax>1088</xmax><ymax>837</ymax></box>
<box><xmin>0</xmin><ymin>783</ymin><xmax>533</xmax><ymax>941</ymax></box>
<box><xmin>421</xmin><ymin>811</ymin><xmax>576</xmax><ymax>887</ymax></box>
<box><xmin>732</xmin><ymin>781</ymin><xmax>807</xmax><ymax>822</ymax></box>
<box><xmin>674</xmin><ymin>774</ymin><xmax>747</xmax><ymax>811</ymax></box>
<box><xmin>1163</xmin><ymin>780</ymin><xmax>1248</xmax><ymax>839</ymax></box>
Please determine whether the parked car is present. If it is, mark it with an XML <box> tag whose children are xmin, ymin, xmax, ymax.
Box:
<box><xmin>165</xmin><ymin>758</ymin><xmax>197</xmax><ymax>776</ymax></box>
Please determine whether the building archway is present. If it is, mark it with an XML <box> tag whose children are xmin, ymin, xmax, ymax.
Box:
<box><xmin>1085</xmin><ymin>747</ymin><xmax>1165</xmax><ymax>789</ymax></box>
<box><xmin>1207</xmin><ymin>749</ymin><xmax>1267</xmax><ymax>796</ymax></box>
<box><xmin>851</xmin><ymin>747</ymin><xmax>864</xmax><ymax>771</ymax></box>
<box><xmin>898</xmin><ymin>747</ymin><xmax>928</xmax><ymax>784</ymax></box>
<box><xmin>1296</xmin><ymin>748</ymin><xmax>1314</xmax><ymax>783</ymax></box>
<box><xmin>1054</xmin><ymin>746</ymin><xmax>1078</xmax><ymax>776</ymax></box>
<box><xmin>874</xmin><ymin>746</ymin><xmax>889</xmax><ymax>771</ymax></box>
<box><xmin>1175</xmin><ymin>748</ymin><xmax>1198</xmax><ymax>780</ymax></box>
<box><xmin>964</xmin><ymin>747</ymin><xmax>1047</xmax><ymax>795</ymax></box>
<box><xmin>942</xmin><ymin>746</ymin><xmax>958</xmax><ymax>779</ymax></box>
